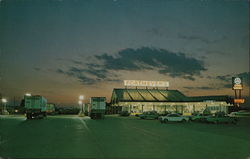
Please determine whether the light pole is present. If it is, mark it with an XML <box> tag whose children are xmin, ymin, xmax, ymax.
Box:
<box><xmin>79</xmin><ymin>95</ymin><xmax>84</xmax><ymax>116</ymax></box>
<box><xmin>78</xmin><ymin>100</ymin><xmax>83</xmax><ymax>113</ymax></box>
<box><xmin>1</xmin><ymin>98</ymin><xmax>8</xmax><ymax>115</ymax></box>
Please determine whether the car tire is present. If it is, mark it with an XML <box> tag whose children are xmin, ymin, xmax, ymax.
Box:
<box><xmin>164</xmin><ymin>119</ymin><xmax>168</xmax><ymax>123</ymax></box>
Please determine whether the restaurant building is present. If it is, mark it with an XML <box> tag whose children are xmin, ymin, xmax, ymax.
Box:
<box><xmin>110</xmin><ymin>80</ymin><xmax>233</xmax><ymax>114</ymax></box>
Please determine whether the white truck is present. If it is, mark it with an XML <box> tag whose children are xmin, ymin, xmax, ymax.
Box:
<box><xmin>89</xmin><ymin>97</ymin><xmax>106</xmax><ymax>119</ymax></box>
<box><xmin>24</xmin><ymin>95</ymin><xmax>47</xmax><ymax>119</ymax></box>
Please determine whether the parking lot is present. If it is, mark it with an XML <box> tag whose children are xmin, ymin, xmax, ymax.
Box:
<box><xmin>1</xmin><ymin>115</ymin><xmax>250</xmax><ymax>159</ymax></box>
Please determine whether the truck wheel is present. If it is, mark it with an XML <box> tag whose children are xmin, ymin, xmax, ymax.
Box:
<box><xmin>27</xmin><ymin>113</ymin><xmax>31</xmax><ymax>119</ymax></box>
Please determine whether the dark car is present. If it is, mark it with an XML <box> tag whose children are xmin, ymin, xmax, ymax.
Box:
<box><xmin>190</xmin><ymin>113</ymin><xmax>212</xmax><ymax>122</ymax></box>
<box><xmin>205</xmin><ymin>112</ymin><xmax>237</xmax><ymax>124</ymax></box>
<box><xmin>120</xmin><ymin>111</ymin><xmax>130</xmax><ymax>117</ymax></box>
<box><xmin>139</xmin><ymin>111</ymin><xmax>159</xmax><ymax>120</ymax></box>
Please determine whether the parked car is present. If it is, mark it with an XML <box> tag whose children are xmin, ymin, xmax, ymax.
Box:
<box><xmin>190</xmin><ymin>113</ymin><xmax>212</xmax><ymax>122</ymax></box>
<box><xmin>205</xmin><ymin>112</ymin><xmax>237</xmax><ymax>124</ymax></box>
<box><xmin>130</xmin><ymin>112</ymin><xmax>142</xmax><ymax>117</ymax></box>
<box><xmin>228</xmin><ymin>110</ymin><xmax>250</xmax><ymax>117</ymax></box>
<box><xmin>139</xmin><ymin>111</ymin><xmax>159</xmax><ymax>120</ymax></box>
<box><xmin>159</xmin><ymin>113</ymin><xmax>189</xmax><ymax>123</ymax></box>
<box><xmin>120</xmin><ymin>111</ymin><xmax>130</xmax><ymax>117</ymax></box>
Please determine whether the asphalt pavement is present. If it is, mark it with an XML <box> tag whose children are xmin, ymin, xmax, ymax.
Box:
<box><xmin>0</xmin><ymin>115</ymin><xmax>250</xmax><ymax>159</ymax></box>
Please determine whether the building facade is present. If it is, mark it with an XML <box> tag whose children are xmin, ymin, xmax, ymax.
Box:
<box><xmin>110</xmin><ymin>88</ymin><xmax>233</xmax><ymax>114</ymax></box>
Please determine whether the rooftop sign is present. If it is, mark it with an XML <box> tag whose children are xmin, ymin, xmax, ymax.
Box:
<box><xmin>124</xmin><ymin>80</ymin><xmax>169</xmax><ymax>88</ymax></box>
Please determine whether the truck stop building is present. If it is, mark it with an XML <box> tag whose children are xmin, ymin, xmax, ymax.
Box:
<box><xmin>110</xmin><ymin>88</ymin><xmax>233</xmax><ymax>114</ymax></box>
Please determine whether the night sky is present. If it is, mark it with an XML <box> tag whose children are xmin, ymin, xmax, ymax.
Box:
<box><xmin>0</xmin><ymin>0</ymin><xmax>249</xmax><ymax>106</ymax></box>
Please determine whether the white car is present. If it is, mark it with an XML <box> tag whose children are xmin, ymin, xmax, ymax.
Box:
<box><xmin>228</xmin><ymin>110</ymin><xmax>250</xmax><ymax>117</ymax></box>
<box><xmin>159</xmin><ymin>113</ymin><xmax>189</xmax><ymax>123</ymax></box>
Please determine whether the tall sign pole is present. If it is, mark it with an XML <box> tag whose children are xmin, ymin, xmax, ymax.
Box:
<box><xmin>232</xmin><ymin>77</ymin><xmax>244</xmax><ymax>107</ymax></box>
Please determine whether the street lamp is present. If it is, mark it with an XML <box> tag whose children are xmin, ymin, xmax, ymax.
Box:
<box><xmin>25</xmin><ymin>93</ymin><xmax>31</xmax><ymax>96</ymax></box>
<box><xmin>78</xmin><ymin>95</ymin><xmax>84</xmax><ymax>116</ymax></box>
<box><xmin>1</xmin><ymin>98</ymin><xmax>7</xmax><ymax>103</ymax></box>
<box><xmin>1</xmin><ymin>98</ymin><xmax>8</xmax><ymax>115</ymax></box>
<box><xmin>79</xmin><ymin>95</ymin><xmax>84</xmax><ymax>100</ymax></box>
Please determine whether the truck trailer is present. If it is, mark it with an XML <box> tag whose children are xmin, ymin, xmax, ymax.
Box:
<box><xmin>89</xmin><ymin>97</ymin><xmax>106</xmax><ymax>119</ymax></box>
<box><xmin>24</xmin><ymin>95</ymin><xmax>47</xmax><ymax>119</ymax></box>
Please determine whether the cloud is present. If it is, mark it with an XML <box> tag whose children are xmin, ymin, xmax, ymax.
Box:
<box><xmin>179</xmin><ymin>34</ymin><xmax>227</xmax><ymax>44</ymax></box>
<box><xmin>146</xmin><ymin>28</ymin><xmax>163</xmax><ymax>37</ymax></box>
<box><xmin>94</xmin><ymin>47</ymin><xmax>207</xmax><ymax>80</ymax></box>
<box><xmin>72</xmin><ymin>60</ymin><xmax>83</xmax><ymax>65</ymax></box>
<box><xmin>216</xmin><ymin>72</ymin><xmax>250</xmax><ymax>87</ymax></box>
<box><xmin>33</xmin><ymin>67</ymin><xmax>41</xmax><ymax>71</ymax></box>
<box><xmin>56</xmin><ymin>66</ymin><xmax>118</xmax><ymax>85</ymax></box>
<box><xmin>183</xmin><ymin>86</ymin><xmax>218</xmax><ymax>90</ymax></box>
<box><xmin>56</xmin><ymin>47</ymin><xmax>207</xmax><ymax>85</ymax></box>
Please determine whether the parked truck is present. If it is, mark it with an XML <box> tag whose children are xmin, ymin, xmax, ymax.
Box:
<box><xmin>89</xmin><ymin>97</ymin><xmax>106</xmax><ymax>119</ymax></box>
<box><xmin>24</xmin><ymin>95</ymin><xmax>47</xmax><ymax>119</ymax></box>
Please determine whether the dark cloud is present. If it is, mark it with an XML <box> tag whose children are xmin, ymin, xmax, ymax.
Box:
<box><xmin>223</xmin><ymin>84</ymin><xmax>232</xmax><ymax>88</ymax></box>
<box><xmin>216</xmin><ymin>75</ymin><xmax>231</xmax><ymax>81</ymax></box>
<box><xmin>33</xmin><ymin>68</ymin><xmax>41</xmax><ymax>71</ymax></box>
<box><xmin>146</xmin><ymin>28</ymin><xmax>163</xmax><ymax>37</ymax></box>
<box><xmin>184</xmin><ymin>86</ymin><xmax>218</xmax><ymax>90</ymax></box>
<box><xmin>94</xmin><ymin>47</ymin><xmax>207</xmax><ymax>80</ymax></box>
<box><xmin>216</xmin><ymin>72</ymin><xmax>250</xmax><ymax>87</ymax></box>
<box><xmin>179</xmin><ymin>34</ymin><xmax>227</xmax><ymax>44</ymax></box>
<box><xmin>72</xmin><ymin>60</ymin><xmax>83</xmax><ymax>65</ymax></box>
<box><xmin>56</xmin><ymin>47</ymin><xmax>207</xmax><ymax>85</ymax></box>
<box><xmin>237</xmin><ymin>72</ymin><xmax>250</xmax><ymax>87</ymax></box>
<box><xmin>56</xmin><ymin>66</ymin><xmax>120</xmax><ymax>85</ymax></box>
<box><xmin>56</xmin><ymin>69</ymin><xmax>65</xmax><ymax>74</ymax></box>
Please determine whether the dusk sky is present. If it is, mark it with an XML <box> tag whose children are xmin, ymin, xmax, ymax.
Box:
<box><xmin>0</xmin><ymin>0</ymin><xmax>249</xmax><ymax>106</ymax></box>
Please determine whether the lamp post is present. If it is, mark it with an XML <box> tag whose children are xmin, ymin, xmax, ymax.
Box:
<box><xmin>79</xmin><ymin>95</ymin><xmax>84</xmax><ymax>116</ymax></box>
<box><xmin>1</xmin><ymin>98</ymin><xmax>8</xmax><ymax>115</ymax></box>
<box><xmin>78</xmin><ymin>100</ymin><xmax>83</xmax><ymax>113</ymax></box>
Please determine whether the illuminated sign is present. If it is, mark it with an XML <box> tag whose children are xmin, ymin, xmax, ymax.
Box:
<box><xmin>234</xmin><ymin>99</ymin><xmax>245</xmax><ymax>104</ymax></box>
<box><xmin>124</xmin><ymin>80</ymin><xmax>169</xmax><ymax>87</ymax></box>
<box><xmin>233</xmin><ymin>84</ymin><xmax>243</xmax><ymax>90</ymax></box>
<box><xmin>232</xmin><ymin>77</ymin><xmax>243</xmax><ymax>90</ymax></box>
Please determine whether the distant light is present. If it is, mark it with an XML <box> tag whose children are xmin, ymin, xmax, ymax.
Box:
<box><xmin>25</xmin><ymin>93</ymin><xmax>31</xmax><ymax>96</ymax></box>
<box><xmin>79</xmin><ymin>95</ymin><xmax>84</xmax><ymax>100</ymax></box>
<box><xmin>15</xmin><ymin>109</ymin><xmax>19</xmax><ymax>113</ymax></box>
<box><xmin>1</xmin><ymin>98</ymin><xmax>7</xmax><ymax>103</ymax></box>
<box><xmin>78</xmin><ymin>101</ymin><xmax>82</xmax><ymax>105</ymax></box>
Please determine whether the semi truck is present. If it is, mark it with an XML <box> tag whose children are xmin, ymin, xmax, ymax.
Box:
<box><xmin>24</xmin><ymin>95</ymin><xmax>47</xmax><ymax>119</ymax></box>
<box><xmin>89</xmin><ymin>97</ymin><xmax>106</xmax><ymax>119</ymax></box>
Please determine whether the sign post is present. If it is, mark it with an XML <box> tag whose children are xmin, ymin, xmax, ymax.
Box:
<box><xmin>232</xmin><ymin>77</ymin><xmax>244</xmax><ymax>106</ymax></box>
